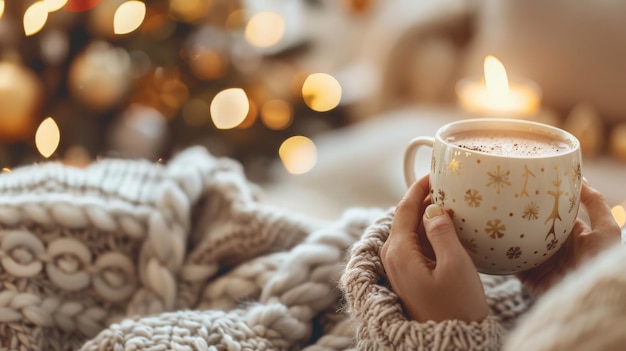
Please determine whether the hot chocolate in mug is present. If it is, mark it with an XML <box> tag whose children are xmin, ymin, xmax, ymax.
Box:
<box><xmin>404</xmin><ymin>118</ymin><xmax>582</xmax><ymax>274</ymax></box>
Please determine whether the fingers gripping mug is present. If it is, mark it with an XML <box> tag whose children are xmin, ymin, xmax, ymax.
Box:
<box><xmin>404</xmin><ymin>118</ymin><xmax>582</xmax><ymax>274</ymax></box>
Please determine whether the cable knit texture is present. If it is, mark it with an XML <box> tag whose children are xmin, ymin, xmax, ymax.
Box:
<box><xmin>340</xmin><ymin>210</ymin><xmax>519</xmax><ymax>351</ymax></box>
<box><xmin>504</xmin><ymin>244</ymin><xmax>626</xmax><ymax>351</ymax></box>
<box><xmin>0</xmin><ymin>145</ymin><xmax>570</xmax><ymax>350</ymax></box>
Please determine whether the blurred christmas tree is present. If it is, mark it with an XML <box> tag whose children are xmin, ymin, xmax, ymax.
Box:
<box><xmin>0</xmin><ymin>0</ymin><xmax>351</xmax><ymax>181</ymax></box>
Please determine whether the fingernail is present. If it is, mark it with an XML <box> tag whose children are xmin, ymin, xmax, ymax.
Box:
<box><xmin>582</xmin><ymin>176</ymin><xmax>589</xmax><ymax>185</ymax></box>
<box><xmin>425</xmin><ymin>204</ymin><xmax>445</xmax><ymax>219</ymax></box>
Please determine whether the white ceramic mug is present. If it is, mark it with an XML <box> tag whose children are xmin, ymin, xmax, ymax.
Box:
<box><xmin>404</xmin><ymin>118</ymin><xmax>582</xmax><ymax>274</ymax></box>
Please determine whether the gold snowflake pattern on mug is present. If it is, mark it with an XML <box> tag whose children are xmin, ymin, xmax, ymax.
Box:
<box><xmin>485</xmin><ymin>219</ymin><xmax>505</xmax><ymax>239</ymax></box>
<box><xmin>522</xmin><ymin>202</ymin><xmax>540</xmax><ymax>220</ymax></box>
<box><xmin>430</xmin><ymin>156</ymin><xmax>577</xmax><ymax>260</ymax></box>
<box><xmin>464</xmin><ymin>189</ymin><xmax>482</xmax><ymax>207</ymax></box>
<box><xmin>506</xmin><ymin>246</ymin><xmax>522</xmax><ymax>259</ymax></box>
<box><xmin>448</xmin><ymin>158</ymin><xmax>461</xmax><ymax>174</ymax></box>
<box><xmin>487</xmin><ymin>165</ymin><xmax>511</xmax><ymax>194</ymax></box>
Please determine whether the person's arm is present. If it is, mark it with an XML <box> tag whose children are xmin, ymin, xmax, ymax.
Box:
<box><xmin>340</xmin><ymin>175</ymin><xmax>505</xmax><ymax>350</ymax></box>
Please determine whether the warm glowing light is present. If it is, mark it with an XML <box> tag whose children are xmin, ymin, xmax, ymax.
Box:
<box><xmin>245</xmin><ymin>12</ymin><xmax>285</xmax><ymax>48</ymax></box>
<box><xmin>210</xmin><ymin>88</ymin><xmax>249</xmax><ymax>129</ymax></box>
<box><xmin>35</xmin><ymin>117</ymin><xmax>60</xmax><ymax>158</ymax></box>
<box><xmin>302</xmin><ymin>73</ymin><xmax>342</xmax><ymax>112</ymax></box>
<box><xmin>236</xmin><ymin>100</ymin><xmax>258</xmax><ymax>129</ymax></box>
<box><xmin>612</xmin><ymin>205</ymin><xmax>626</xmax><ymax>228</ymax></box>
<box><xmin>0</xmin><ymin>1</ymin><xmax>5</xmax><ymax>19</ymax></box>
<box><xmin>114</xmin><ymin>1</ymin><xmax>146</xmax><ymax>35</ymax></box>
<box><xmin>279</xmin><ymin>136</ymin><xmax>317</xmax><ymax>175</ymax></box>
<box><xmin>1</xmin><ymin>168</ymin><xmax>11</xmax><ymax>173</ymax></box>
<box><xmin>169</xmin><ymin>0</ymin><xmax>210</xmax><ymax>23</ymax></box>
<box><xmin>24</xmin><ymin>1</ymin><xmax>49</xmax><ymax>36</ymax></box>
<box><xmin>189</xmin><ymin>49</ymin><xmax>227</xmax><ymax>80</ymax></box>
<box><xmin>484</xmin><ymin>55</ymin><xmax>509</xmax><ymax>99</ymax></box>
<box><xmin>44</xmin><ymin>0</ymin><xmax>68</xmax><ymax>12</ymax></box>
<box><xmin>455</xmin><ymin>55</ymin><xmax>541</xmax><ymax>116</ymax></box>
<box><xmin>261</xmin><ymin>99</ymin><xmax>293</xmax><ymax>130</ymax></box>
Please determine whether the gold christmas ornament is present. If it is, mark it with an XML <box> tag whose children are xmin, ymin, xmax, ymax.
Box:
<box><xmin>0</xmin><ymin>60</ymin><xmax>42</xmax><ymax>141</ymax></box>
<box><xmin>609</xmin><ymin>123</ymin><xmax>626</xmax><ymax>161</ymax></box>
<box><xmin>563</xmin><ymin>103</ymin><xmax>604</xmax><ymax>157</ymax></box>
<box><xmin>68</xmin><ymin>41</ymin><xmax>132</xmax><ymax>111</ymax></box>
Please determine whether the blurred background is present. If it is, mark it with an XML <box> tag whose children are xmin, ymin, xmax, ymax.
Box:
<box><xmin>0</xmin><ymin>0</ymin><xmax>625</xmax><ymax>225</ymax></box>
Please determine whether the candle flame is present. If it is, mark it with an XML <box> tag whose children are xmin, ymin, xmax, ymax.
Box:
<box><xmin>35</xmin><ymin>117</ymin><xmax>60</xmax><ymax>158</ymax></box>
<box><xmin>484</xmin><ymin>55</ymin><xmax>509</xmax><ymax>99</ymax></box>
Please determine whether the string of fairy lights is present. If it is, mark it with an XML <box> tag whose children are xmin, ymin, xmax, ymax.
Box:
<box><xmin>1</xmin><ymin>0</ymin><xmax>344</xmax><ymax>177</ymax></box>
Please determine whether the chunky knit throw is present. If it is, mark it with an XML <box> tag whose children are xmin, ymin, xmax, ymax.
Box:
<box><xmin>1</xmin><ymin>146</ymin><xmax>623</xmax><ymax>350</ymax></box>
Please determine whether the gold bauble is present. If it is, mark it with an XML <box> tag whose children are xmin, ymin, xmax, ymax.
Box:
<box><xmin>68</xmin><ymin>41</ymin><xmax>131</xmax><ymax>111</ymax></box>
<box><xmin>0</xmin><ymin>61</ymin><xmax>42</xmax><ymax>141</ymax></box>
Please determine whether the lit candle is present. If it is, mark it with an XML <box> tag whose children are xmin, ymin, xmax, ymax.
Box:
<box><xmin>456</xmin><ymin>55</ymin><xmax>541</xmax><ymax>117</ymax></box>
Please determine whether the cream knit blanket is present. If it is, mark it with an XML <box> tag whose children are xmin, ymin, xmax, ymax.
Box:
<box><xmin>0</xmin><ymin>146</ymin><xmax>535</xmax><ymax>350</ymax></box>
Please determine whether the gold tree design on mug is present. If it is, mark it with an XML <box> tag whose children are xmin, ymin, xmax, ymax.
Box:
<box><xmin>487</xmin><ymin>165</ymin><xmax>511</xmax><ymax>194</ymax></box>
<box><xmin>544</xmin><ymin>174</ymin><xmax>563</xmax><ymax>250</ymax></box>
<box><xmin>519</xmin><ymin>164</ymin><xmax>535</xmax><ymax>197</ymax></box>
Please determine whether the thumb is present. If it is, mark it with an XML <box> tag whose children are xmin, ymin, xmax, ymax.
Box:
<box><xmin>423</xmin><ymin>204</ymin><xmax>468</xmax><ymax>266</ymax></box>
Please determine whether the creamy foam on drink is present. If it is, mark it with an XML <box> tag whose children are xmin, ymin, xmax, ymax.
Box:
<box><xmin>446</xmin><ymin>130</ymin><xmax>571</xmax><ymax>157</ymax></box>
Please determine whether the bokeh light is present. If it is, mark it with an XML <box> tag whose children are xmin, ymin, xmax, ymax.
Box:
<box><xmin>279</xmin><ymin>136</ymin><xmax>317</xmax><ymax>174</ymax></box>
<box><xmin>65</xmin><ymin>0</ymin><xmax>101</xmax><ymax>12</ymax></box>
<box><xmin>245</xmin><ymin>12</ymin><xmax>285</xmax><ymax>48</ymax></box>
<box><xmin>189</xmin><ymin>49</ymin><xmax>227</xmax><ymax>80</ymax></box>
<box><xmin>236</xmin><ymin>99</ymin><xmax>258</xmax><ymax>129</ymax></box>
<box><xmin>44</xmin><ymin>0</ymin><xmax>69</xmax><ymax>12</ymax></box>
<box><xmin>169</xmin><ymin>0</ymin><xmax>210</xmax><ymax>23</ymax></box>
<box><xmin>261</xmin><ymin>99</ymin><xmax>292</xmax><ymax>130</ymax></box>
<box><xmin>0</xmin><ymin>1</ymin><xmax>5</xmax><ymax>19</ymax></box>
<box><xmin>301</xmin><ymin>73</ymin><xmax>342</xmax><ymax>112</ymax></box>
<box><xmin>210</xmin><ymin>88</ymin><xmax>249</xmax><ymax>129</ymax></box>
<box><xmin>182</xmin><ymin>98</ymin><xmax>210</xmax><ymax>127</ymax></box>
<box><xmin>24</xmin><ymin>1</ymin><xmax>49</xmax><ymax>36</ymax></box>
<box><xmin>35</xmin><ymin>117</ymin><xmax>60</xmax><ymax>158</ymax></box>
<box><xmin>114</xmin><ymin>1</ymin><xmax>146</xmax><ymax>35</ymax></box>
<box><xmin>612</xmin><ymin>205</ymin><xmax>626</xmax><ymax>228</ymax></box>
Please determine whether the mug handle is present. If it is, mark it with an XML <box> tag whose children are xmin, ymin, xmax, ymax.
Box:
<box><xmin>403</xmin><ymin>136</ymin><xmax>435</xmax><ymax>187</ymax></box>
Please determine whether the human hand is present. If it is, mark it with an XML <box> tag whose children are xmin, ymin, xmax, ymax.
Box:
<box><xmin>516</xmin><ymin>181</ymin><xmax>622</xmax><ymax>295</ymax></box>
<box><xmin>380</xmin><ymin>175</ymin><xmax>490</xmax><ymax>323</ymax></box>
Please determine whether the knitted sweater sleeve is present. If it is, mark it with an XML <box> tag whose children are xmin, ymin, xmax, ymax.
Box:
<box><xmin>340</xmin><ymin>209</ymin><xmax>506</xmax><ymax>350</ymax></box>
